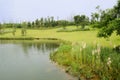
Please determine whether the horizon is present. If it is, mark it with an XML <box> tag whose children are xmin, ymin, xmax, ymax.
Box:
<box><xmin>0</xmin><ymin>0</ymin><xmax>117</xmax><ymax>23</ymax></box>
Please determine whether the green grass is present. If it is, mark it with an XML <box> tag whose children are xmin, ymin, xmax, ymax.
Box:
<box><xmin>0</xmin><ymin>26</ymin><xmax>120</xmax><ymax>47</ymax></box>
<box><xmin>50</xmin><ymin>43</ymin><xmax>120</xmax><ymax>80</ymax></box>
<box><xmin>1</xmin><ymin>26</ymin><xmax>120</xmax><ymax>80</ymax></box>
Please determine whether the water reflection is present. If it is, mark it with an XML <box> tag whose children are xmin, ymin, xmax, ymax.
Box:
<box><xmin>20</xmin><ymin>42</ymin><xmax>59</xmax><ymax>54</ymax></box>
<box><xmin>0</xmin><ymin>41</ymin><xmax>76</xmax><ymax>80</ymax></box>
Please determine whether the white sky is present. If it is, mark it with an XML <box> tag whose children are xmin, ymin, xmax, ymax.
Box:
<box><xmin>0</xmin><ymin>0</ymin><xmax>117</xmax><ymax>22</ymax></box>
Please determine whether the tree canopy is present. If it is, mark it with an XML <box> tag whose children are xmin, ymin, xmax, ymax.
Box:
<box><xmin>96</xmin><ymin>0</ymin><xmax>120</xmax><ymax>37</ymax></box>
<box><xmin>74</xmin><ymin>15</ymin><xmax>89</xmax><ymax>29</ymax></box>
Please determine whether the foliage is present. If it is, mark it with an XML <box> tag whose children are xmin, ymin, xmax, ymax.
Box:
<box><xmin>21</xmin><ymin>22</ymin><xmax>27</xmax><ymax>36</ymax></box>
<box><xmin>0</xmin><ymin>23</ymin><xmax>3</xmax><ymax>33</ymax></box>
<box><xmin>74</xmin><ymin>15</ymin><xmax>89</xmax><ymax>29</ymax></box>
<box><xmin>93</xmin><ymin>0</ymin><xmax>120</xmax><ymax>37</ymax></box>
<box><xmin>74</xmin><ymin>15</ymin><xmax>80</xmax><ymax>28</ymax></box>
<box><xmin>97</xmin><ymin>18</ymin><xmax>120</xmax><ymax>37</ymax></box>
<box><xmin>57</xmin><ymin>28</ymin><xmax>90</xmax><ymax>32</ymax></box>
<box><xmin>57</xmin><ymin>20</ymin><xmax>68</xmax><ymax>29</ymax></box>
<box><xmin>51</xmin><ymin>42</ymin><xmax>120</xmax><ymax>80</ymax></box>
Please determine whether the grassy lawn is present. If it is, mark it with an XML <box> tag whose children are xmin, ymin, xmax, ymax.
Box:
<box><xmin>0</xmin><ymin>26</ymin><xmax>120</xmax><ymax>47</ymax></box>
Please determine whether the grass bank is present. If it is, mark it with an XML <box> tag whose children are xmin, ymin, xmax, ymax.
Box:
<box><xmin>50</xmin><ymin>42</ymin><xmax>120</xmax><ymax>80</ymax></box>
<box><xmin>0</xmin><ymin>26</ymin><xmax>120</xmax><ymax>80</ymax></box>
<box><xmin>0</xmin><ymin>26</ymin><xmax>120</xmax><ymax>47</ymax></box>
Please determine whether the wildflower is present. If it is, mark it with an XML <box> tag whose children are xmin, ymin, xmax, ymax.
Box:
<box><xmin>72</xmin><ymin>47</ymin><xmax>74</xmax><ymax>51</ymax></box>
<box><xmin>113</xmin><ymin>45</ymin><xmax>116</xmax><ymax>49</ymax></box>
<box><xmin>94</xmin><ymin>49</ymin><xmax>98</xmax><ymax>53</ymax></box>
<box><xmin>82</xmin><ymin>42</ymin><xmax>86</xmax><ymax>49</ymax></box>
<box><xmin>80</xmin><ymin>47</ymin><xmax>82</xmax><ymax>52</ymax></box>
<box><xmin>108</xmin><ymin>57</ymin><xmax>111</xmax><ymax>60</ymax></box>
<box><xmin>107</xmin><ymin>60</ymin><xmax>112</xmax><ymax>66</ymax></box>
<box><xmin>107</xmin><ymin>57</ymin><xmax>112</xmax><ymax>66</ymax></box>
<box><xmin>96</xmin><ymin>55</ymin><xmax>99</xmax><ymax>59</ymax></box>
<box><xmin>97</xmin><ymin>47</ymin><xmax>101</xmax><ymax>55</ymax></box>
<box><xmin>72</xmin><ymin>42</ymin><xmax>75</xmax><ymax>46</ymax></box>
<box><xmin>92</xmin><ymin>50</ymin><xmax>95</xmax><ymax>55</ymax></box>
<box><xmin>110</xmin><ymin>42</ymin><xmax>113</xmax><ymax>46</ymax></box>
<box><xmin>93</xmin><ymin>40</ymin><xmax>97</xmax><ymax>45</ymax></box>
<box><xmin>97</xmin><ymin>43</ymin><xmax>100</xmax><ymax>47</ymax></box>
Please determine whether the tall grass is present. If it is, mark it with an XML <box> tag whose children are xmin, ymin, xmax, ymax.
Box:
<box><xmin>50</xmin><ymin>42</ymin><xmax>120</xmax><ymax>80</ymax></box>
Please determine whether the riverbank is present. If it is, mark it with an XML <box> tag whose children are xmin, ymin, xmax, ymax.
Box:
<box><xmin>50</xmin><ymin>42</ymin><xmax>120</xmax><ymax>80</ymax></box>
<box><xmin>0</xmin><ymin>27</ymin><xmax>120</xmax><ymax>47</ymax></box>
<box><xmin>0</xmin><ymin>27</ymin><xmax>120</xmax><ymax>80</ymax></box>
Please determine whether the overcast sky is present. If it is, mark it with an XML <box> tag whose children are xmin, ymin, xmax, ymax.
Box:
<box><xmin>0</xmin><ymin>0</ymin><xmax>117</xmax><ymax>22</ymax></box>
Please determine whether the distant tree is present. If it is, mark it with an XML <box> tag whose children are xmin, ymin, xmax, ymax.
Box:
<box><xmin>62</xmin><ymin>20</ymin><xmax>68</xmax><ymax>29</ymax></box>
<box><xmin>21</xmin><ymin>22</ymin><xmax>27</xmax><ymax>36</ymax></box>
<box><xmin>27</xmin><ymin>22</ymin><xmax>32</xmax><ymax>28</ymax></box>
<box><xmin>16</xmin><ymin>24</ymin><xmax>22</xmax><ymax>28</ymax></box>
<box><xmin>0</xmin><ymin>23</ymin><xmax>2</xmax><ymax>33</ymax></box>
<box><xmin>35</xmin><ymin>19</ymin><xmax>40</xmax><ymax>28</ymax></box>
<box><xmin>32</xmin><ymin>21</ymin><xmax>35</xmax><ymax>28</ymax></box>
<box><xmin>40</xmin><ymin>18</ymin><xmax>44</xmax><ymax>27</ymax></box>
<box><xmin>57</xmin><ymin>20</ymin><xmax>68</xmax><ymax>29</ymax></box>
<box><xmin>74</xmin><ymin>15</ymin><xmax>80</xmax><ymax>28</ymax></box>
<box><xmin>79</xmin><ymin>15</ymin><xmax>89</xmax><ymax>29</ymax></box>
<box><xmin>12</xmin><ymin>24</ymin><xmax>16</xmax><ymax>36</ymax></box>
<box><xmin>74</xmin><ymin>15</ymin><xmax>89</xmax><ymax>29</ymax></box>
<box><xmin>51</xmin><ymin>16</ymin><xmax>56</xmax><ymax>27</ymax></box>
<box><xmin>47</xmin><ymin>16</ymin><xmax>51</xmax><ymax>27</ymax></box>
<box><xmin>91</xmin><ymin>13</ymin><xmax>99</xmax><ymax>23</ymax></box>
<box><xmin>114</xmin><ymin>0</ymin><xmax>120</xmax><ymax>18</ymax></box>
<box><xmin>44</xmin><ymin>18</ymin><xmax>49</xmax><ymax>27</ymax></box>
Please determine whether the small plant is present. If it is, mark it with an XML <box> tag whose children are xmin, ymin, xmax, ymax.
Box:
<box><xmin>51</xmin><ymin>42</ymin><xmax>120</xmax><ymax>80</ymax></box>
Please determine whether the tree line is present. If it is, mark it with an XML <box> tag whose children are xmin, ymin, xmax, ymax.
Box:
<box><xmin>0</xmin><ymin>16</ymin><xmax>89</xmax><ymax>29</ymax></box>
<box><xmin>0</xmin><ymin>0</ymin><xmax>120</xmax><ymax>37</ymax></box>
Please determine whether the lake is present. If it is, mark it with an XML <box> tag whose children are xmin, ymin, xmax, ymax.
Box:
<box><xmin>0</xmin><ymin>41</ymin><xmax>76</xmax><ymax>80</ymax></box>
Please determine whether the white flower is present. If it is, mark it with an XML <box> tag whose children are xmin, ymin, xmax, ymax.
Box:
<box><xmin>72</xmin><ymin>47</ymin><xmax>74</xmax><ymax>51</ymax></box>
<box><xmin>94</xmin><ymin>49</ymin><xmax>98</xmax><ymax>53</ymax></box>
<box><xmin>97</xmin><ymin>47</ymin><xmax>101</xmax><ymax>55</ymax></box>
<box><xmin>114</xmin><ymin>45</ymin><xmax>116</xmax><ymax>49</ymax></box>
<box><xmin>107</xmin><ymin>60</ymin><xmax>111</xmax><ymax>66</ymax></box>
<box><xmin>82</xmin><ymin>42</ymin><xmax>86</xmax><ymax>49</ymax></box>
<box><xmin>80</xmin><ymin>47</ymin><xmax>82</xmax><ymax>52</ymax></box>
<box><xmin>92</xmin><ymin>50</ymin><xmax>95</xmax><ymax>55</ymax></box>
<box><xmin>108</xmin><ymin>57</ymin><xmax>111</xmax><ymax>61</ymax></box>
<box><xmin>107</xmin><ymin>57</ymin><xmax>112</xmax><ymax>66</ymax></box>
<box><xmin>72</xmin><ymin>42</ymin><xmax>75</xmax><ymax>46</ymax></box>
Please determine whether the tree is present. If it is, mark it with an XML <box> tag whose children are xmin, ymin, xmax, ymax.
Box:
<box><xmin>32</xmin><ymin>22</ymin><xmax>35</xmax><ymax>28</ymax></box>
<box><xmin>79</xmin><ymin>15</ymin><xmax>89</xmax><ymax>29</ymax></box>
<box><xmin>21</xmin><ymin>22</ymin><xmax>27</xmax><ymax>36</ymax></box>
<box><xmin>57</xmin><ymin>20</ymin><xmax>68</xmax><ymax>29</ymax></box>
<box><xmin>12</xmin><ymin>24</ymin><xmax>16</xmax><ymax>36</ymax></box>
<box><xmin>74</xmin><ymin>15</ymin><xmax>89</xmax><ymax>29</ymax></box>
<box><xmin>91</xmin><ymin>6</ymin><xmax>101</xmax><ymax>28</ymax></box>
<box><xmin>74</xmin><ymin>15</ymin><xmax>80</xmax><ymax>28</ymax></box>
<box><xmin>51</xmin><ymin>16</ymin><xmax>56</xmax><ymax>27</ymax></box>
<box><xmin>0</xmin><ymin>23</ymin><xmax>2</xmax><ymax>34</ymax></box>
<box><xmin>27</xmin><ymin>22</ymin><xmax>32</xmax><ymax>28</ymax></box>
<box><xmin>97</xmin><ymin>0</ymin><xmax>120</xmax><ymax>37</ymax></box>
<box><xmin>35</xmin><ymin>19</ymin><xmax>40</xmax><ymax>28</ymax></box>
<box><xmin>40</xmin><ymin>18</ymin><xmax>44</xmax><ymax>27</ymax></box>
<box><xmin>98</xmin><ymin>18</ymin><xmax>120</xmax><ymax>37</ymax></box>
<box><xmin>91</xmin><ymin>13</ymin><xmax>99</xmax><ymax>23</ymax></box>
<box><xmin>114</xmin><ymin>0</ymin><xmax>120</xmax><ymax>18</ymax></box>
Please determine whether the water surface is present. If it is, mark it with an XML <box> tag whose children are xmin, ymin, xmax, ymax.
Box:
<box><xmin>0</xmin><ymin>41</ymin><xmax>75</xmax><ymax>80</ymax></box>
